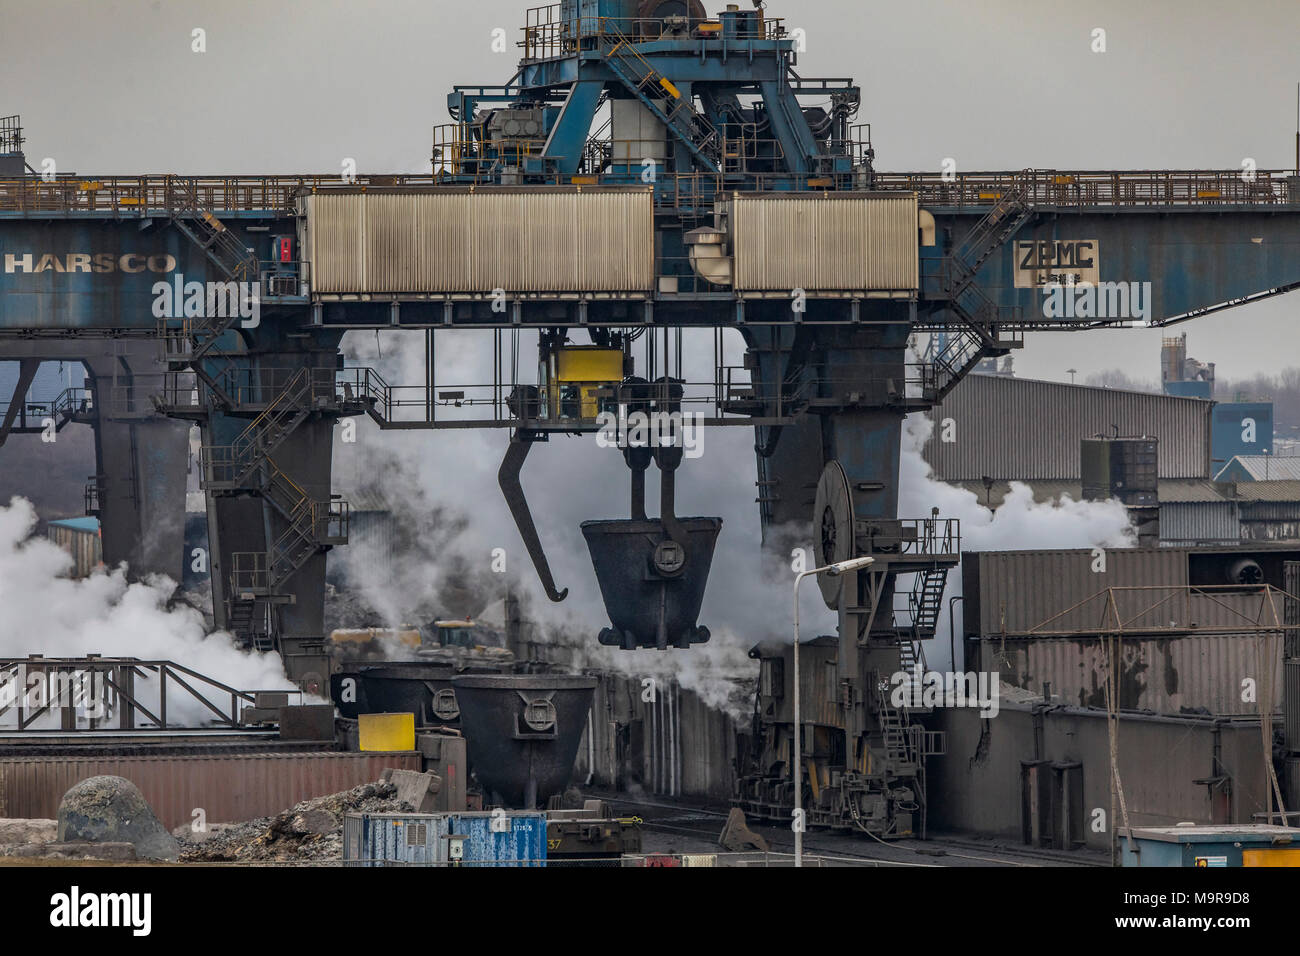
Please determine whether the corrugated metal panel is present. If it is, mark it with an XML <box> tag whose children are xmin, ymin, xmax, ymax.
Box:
<box><xmin>1239</xmin><ymin>501</ymin><xmax>1300</xmax><ymax>521</ymax></box>
<box><xmin>1286</xmin><ymin>561</ymin><xmax>1300</xmax><ymax>658</ymax></box>
<box><xmin>926</xmin><ymin>375</ymin><xmax>1212</xmax><ymax>480</ymax></box>
<box><xmin>969</xmin><ymin>549</ymin><xmax>1188</xmax><ymax>637</ymax></box>
<box><xmin>1159</xmin><ymin>480</ymin><xmax>1236</xmax><ymax>503</ymax></box>
<box><xmin>0</xmin><ymin>751</ymin><xmax>421</xmax><ymax>830</ymax></box>
<box><xmin>997</xmin><ymin>633</ymin><xmax>1283</xmax><ymax>716</ymax></box>
<box><xmin>731</xmin><ymin>193</ymin><xmax>919</xmax><ymax>292</ymax></box>
<box><xmin>1160</xmin><ymin>501</ymin><xmax>1241</xmax><ymax>544</ymax></box>
<box><xmin>305</xmin><ymin>189</ymin><xmax>654</xmax><ymax>294</ymax></box>
<box><xmin>45</xmin><ymin>523</ymin><xmax>102</xmax><ymax>578</ymax></box>
<box><xmin>1287</xmin><ymin>661</ymin><xmax>1300</xmax><ymax>749</ymax></box>
<box><xmin>968</xmin><ymin>547</ymin><xmax>1293</xmax><ymax>637</ymax></box>
<box><xmin>1233</xmin><ymin>480</ymin><xmax>1300</xmax><ymax>502</ymax></box>
<box><xmin>645</xmin><ymin>680</ymin><xmax>681</xmax><ymax>797</ymax></box>
<box><xmin>1241</xmin><ymin>519</ymin><xmax>1300</xmax><ymax>542</ymax></box>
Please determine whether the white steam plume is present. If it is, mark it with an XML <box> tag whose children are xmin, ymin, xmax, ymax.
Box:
<box><xmin>333</xmin><ymin>329</ymin><xmax>817</xmax><ymax>717</ymax></box>
<box><xmin>898</xmin><ymin>413</ymin><xmax>1136</xmax><ymax>671</ymax></box>
<box><xmin>0</xmin><ymin>496</ymin><xmax>296</xmax><ymax>727</ymax></box>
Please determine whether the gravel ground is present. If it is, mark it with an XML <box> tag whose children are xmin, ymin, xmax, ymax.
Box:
<box><xmin>177</xmin><ymin>781</ymin><xmax>413</xmax><ymax>863</ymax></box>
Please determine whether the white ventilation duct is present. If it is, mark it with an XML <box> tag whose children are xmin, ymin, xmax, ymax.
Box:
<box><xmin>684</xmin><ymin>226</ymin><xmax>733</xmax><ymax>286</ymax></box>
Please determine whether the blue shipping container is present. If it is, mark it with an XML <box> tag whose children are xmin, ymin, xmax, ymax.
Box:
<box><xmin>451</xmin><ymin>813</ymin><xmax>548</xmax><ymax>868</ymax></box>
<box><xmin>343</xmin><ymin>811</ymin><xmax>547</xmax><ymax>866</ymax></box>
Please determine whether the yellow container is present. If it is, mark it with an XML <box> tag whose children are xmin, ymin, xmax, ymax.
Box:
<box><xmin>358</xmin><ymin>713</ymin><xmax>416</xmax><ymax>752</ymax></box>
<box><xmin>1242</xmin><ymin>848</ymin><xmax>1300</xmax><ymax>867</ymax></box>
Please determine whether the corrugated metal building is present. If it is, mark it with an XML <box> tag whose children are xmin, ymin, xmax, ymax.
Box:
<box><xmin>930</xmin><ymin>705</ymin><xmax>1271</xmax><ymax>848</ymax></box>
<box><xmin>327</xmin><ymin>487</ymin><xmax>399</xmax><ymax>587</ymax></box>
<box><xmin>1159</xmin><ymin>480</ymin><xmax>1300</xmax><ymax>545</ymax></box>
<box><xmin>963</xmin><ymin>546</ymin><xmax>1298</xmax><ymax>715</ymax></box>
<box><xmin>924</xmin><ymin>375</ymin><xmax>1213</xmax><ymax>481</ymax></box>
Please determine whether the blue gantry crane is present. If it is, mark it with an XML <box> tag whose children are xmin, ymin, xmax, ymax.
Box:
<box><xmin>3</xmin><ymin>0</ymin><xmax>1300</xmax><ymax>831</ymax></box>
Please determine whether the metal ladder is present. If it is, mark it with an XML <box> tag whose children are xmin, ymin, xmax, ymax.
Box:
<box><xmin>875</xmin><ymin>685</ymin><xmax>915</xmax><ymax>766</ymax></box>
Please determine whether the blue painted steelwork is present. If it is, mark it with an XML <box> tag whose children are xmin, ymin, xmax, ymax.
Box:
<box><xmin>1165</xmin><ymin>381</ymin><xmax>1213</xmax><ymax>399</ymax></box>
<box><xmin>1212</xmin><ymin>401</ymin><xmax>1274</xmax><ymax>472</ymax></box>
<box><xmin>922</xmin><ymin>210</ymin><xmax>1300</xmax><ymax>328</ymax></box>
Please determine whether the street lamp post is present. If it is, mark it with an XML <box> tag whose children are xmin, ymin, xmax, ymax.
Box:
<box><xmin>792</xmin><ymin>555</ymin><xmax>875</xmax><ymax>868</ymax></box>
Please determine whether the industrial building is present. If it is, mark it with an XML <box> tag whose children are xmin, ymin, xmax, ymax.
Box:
<box><xmin>930</xmin><ymin>371</ymin><xmax>1300</xmax><ymax>548</ymax></box>
<box><xmin>925</xmin><ymin>373</ymin><xmax>1213</xmax><ymax>482</ymax></box>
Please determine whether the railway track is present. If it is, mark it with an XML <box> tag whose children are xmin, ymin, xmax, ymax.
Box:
<box><xmin>597</xmin><ymin>793</ymin><xmax>1108</xmax><ymax>868</ymax></box>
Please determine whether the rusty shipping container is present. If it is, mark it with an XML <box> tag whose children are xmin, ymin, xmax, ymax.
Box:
<box><xmin>730</xmin><ymin>192</ymin><xmax>919</xmax><ymax>293</ymax></box>
<box><xmin>0</xmin><ymin>750</ymin><xmax>422</xmax><ymax>830</ymax></box>
<box><xmin>302</xmin><ymin>188</ymin><xmax>655</xmax><ymax>295</ymax></box>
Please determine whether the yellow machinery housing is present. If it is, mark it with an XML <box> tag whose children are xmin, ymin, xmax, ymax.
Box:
<box><xmin>541</xmin><ymin>346</ymin><xmax>625</xmax><ymax>422</ymax></box>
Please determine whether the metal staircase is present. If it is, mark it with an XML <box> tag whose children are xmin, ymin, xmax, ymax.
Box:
<box><xmin>201</xmin><ymin>369</ymin><xmax>314</xmax><ymax>491</ymax></box>
<box><xmin>156</xmin><ymin>176</ymin><xmax>261</xmax><ymax>409</ymax></box>
<box><xmin>199</xmin><ymin>368</ymin><xmax>350</xmax><ymax>651</ymax></box>
<box><xmin>908</xmin><ymin>567</ymin><xmax>949</xmax><ymax>636</ymax></box>
<box><xmin>602</xmin><ymin>30</ymin><xmax>720</xmax><ymax>173</ymax></box>
<box><xmin>951</xmin><ymin>184</ymin><xmax>1034</xmax><ymax>284</ymax></box>
<box><xmin>925</xmin><ymin>185</ymin><xmax>1034</xmax><ymax>401</ymax></box>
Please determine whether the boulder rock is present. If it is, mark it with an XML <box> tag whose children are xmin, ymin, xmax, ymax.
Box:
<box><xmin>57</xmin><ymin>775</ymin><xmax>179</xmax><ymax>862</ymax></box>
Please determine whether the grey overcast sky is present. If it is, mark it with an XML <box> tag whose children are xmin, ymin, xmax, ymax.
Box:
<box><xmin>3</xmin><ymin>0</ymin><xmax>1299</xmax><ymax>384</ymax></box>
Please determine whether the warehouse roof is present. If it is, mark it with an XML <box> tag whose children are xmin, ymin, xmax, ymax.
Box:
<box><xmin>1214</xmin><ymin>455</ymin><xmax>1300</xmax><ymax>482</ymax></box>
